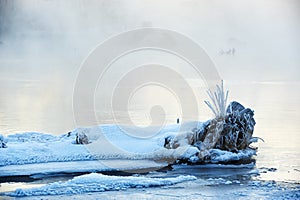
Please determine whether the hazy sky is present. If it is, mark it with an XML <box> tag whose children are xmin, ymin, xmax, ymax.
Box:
<box><xmin>0</xmin><ymin>0</ymin><xmax>299</xmax><ymax>81</ymax></box>
<box><xmin>0</xmin><ymin>0</ymin><xmax>299</xmax><ymax>134</ymax></box>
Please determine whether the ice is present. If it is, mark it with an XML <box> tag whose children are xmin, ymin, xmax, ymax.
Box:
<box><xmin>0</xmin><ymin>160</ymin><xmax>167</xmax><ymax>178</ymax></box>
<box><xmin>5</xmin><ymin>173</ymin><xmax>197</xmax><ymax>197</ymax></box>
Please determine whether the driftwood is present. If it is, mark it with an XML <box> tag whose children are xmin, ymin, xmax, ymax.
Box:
<box><xmin>192</xmin><ymin>101</ymin><xmax>256</xmax><ymax>153</ymax></box>
<box><xmin>164</xmin><ymin>101</ymin><xmax>257</xmax><ymax>149</ymax></box>
<box><xmin>164</xmin><ymin>81</ymin><xmax>261</xmax><ymax>163</ymax></box>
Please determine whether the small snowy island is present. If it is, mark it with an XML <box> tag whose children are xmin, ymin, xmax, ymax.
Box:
<box><xmin>0</xmin><ymin>82</ymin><xmax>260</xmax><ymax>174</ymax></box>
<box><xmin>0</xmin><ymin>82</ymin><xmax>264</xmax><ymax>197</ymax></box>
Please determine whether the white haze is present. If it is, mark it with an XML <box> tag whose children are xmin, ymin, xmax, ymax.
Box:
<box><xmin>0</xmin><ymin>0</ymin><xmax>299</xmax><ymax>135</ymax></box>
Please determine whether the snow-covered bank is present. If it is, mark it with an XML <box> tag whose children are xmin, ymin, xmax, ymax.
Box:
<box><xmin>4</xmin><ymin>173</ymin><xmax>197</xmax><ymax>197</ymax></box>
<box><xmin>0</xmin><ymin>119</ymin><xmax>259</xmax><ymax>178</ymax></box>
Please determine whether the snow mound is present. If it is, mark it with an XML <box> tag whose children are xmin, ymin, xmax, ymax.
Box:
<box><xmin>5</xmin><ymin>173</ymin><xmax>196</xmax><ymax>197</ymax></box>
<box><xmin>0</xmin><ymin>122</ymin><xmax>203</xmax><ymax>166</ymax></box>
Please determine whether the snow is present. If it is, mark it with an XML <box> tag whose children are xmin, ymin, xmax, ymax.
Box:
<box><xmin>0</xmin><ymin>121</ymin><xmax>256</xmax><ymax>177</ymax></box>
<box><xmin>209</xmin><ymin>148</ymin><xmax>257</xmax><ymax>163</ymax></box>
<box><xmin>5</xmin><ymin>173</ymin><xmax>197</xmax><ymax>197</ymax></box>
<box><xmin>0</xmin><ymin>122</ymin><xmax>199</xmax><ymax>165</ymax></box>
<box><xmin>180</xmin><ymin>146</ymin><xmax>200</xmax><ymax>163</ymax></box>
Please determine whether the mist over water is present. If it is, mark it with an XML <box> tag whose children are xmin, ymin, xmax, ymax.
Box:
<box><xmin>0</xmin><ymin>0</ymin><xmax>299</xmax><ymax>140</ymax></box>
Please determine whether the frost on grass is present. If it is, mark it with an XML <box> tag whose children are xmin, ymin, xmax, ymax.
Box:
<box><xmin>204</xmin><ymin>80</ymin><xmax>228</xmax><ymax>118</ymax></box>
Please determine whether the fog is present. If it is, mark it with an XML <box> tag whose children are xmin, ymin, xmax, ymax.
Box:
<box><xmin>0</xmin><ymin>0</ymin><xmax>299</xmax><ymax>134</ymax></box>
<box><xmin>1</xmin><ymin>0</ymin><xmax>299</xmax><ymax>80</ymax></box>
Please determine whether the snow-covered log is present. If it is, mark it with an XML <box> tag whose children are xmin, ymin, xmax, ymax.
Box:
<box><xmin>164</xmin><ymin>81</ymin><xmax>260</xmax><ymax>164</ymax></box>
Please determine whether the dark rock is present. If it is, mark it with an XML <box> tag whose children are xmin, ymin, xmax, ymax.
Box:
<box><xmin>164</xmin><ymin>136</ymin><xmax>172</xmax><ymax>148</ymax></box>
<box><xmin>0</xmin><ymin>134</ymin><xmax>7</xmax><ymax>148</ymax></box>
<box><xmin>76</xmin><ymin>132</ymin><xmax>89</xmax><ymax>144</ymax></box>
